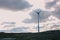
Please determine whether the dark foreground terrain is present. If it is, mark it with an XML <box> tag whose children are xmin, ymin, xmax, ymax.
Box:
<box><xmin>0</xmin><ymin>30</ymin><xmax>60</xmax><ymax>40</ymax></box>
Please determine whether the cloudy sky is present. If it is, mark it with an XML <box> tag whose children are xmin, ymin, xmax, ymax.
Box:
<box><xmin>0</xmin><ymin>0</ymin><xmax>60</xmax><ymax>33</ymax></box>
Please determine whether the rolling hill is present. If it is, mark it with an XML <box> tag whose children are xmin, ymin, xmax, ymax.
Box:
<box><xmin>0</xmin><ymin>30</ymin><xmax>60</xmax><ymax>40</ymax></box>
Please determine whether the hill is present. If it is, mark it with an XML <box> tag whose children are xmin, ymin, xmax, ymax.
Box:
<box><xmin>0</xmin><ymin>30</ymin><xmax>60</xmax><ymax>40</ymax></box>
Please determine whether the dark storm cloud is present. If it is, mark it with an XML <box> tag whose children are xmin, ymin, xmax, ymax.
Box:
<box><xmin>23</xmin><ymin>9</ymin><xmax>51</xmax><ymax>23</ymax></box>
<box><xmin>0</xmin><ymin>27</ymin><xmax>29</xmax><ymax>33</ymax></box>
<box><xmin>0</xmin><ymin>0</ymin><xmax>32</xmax><ymax>11</ymax></box>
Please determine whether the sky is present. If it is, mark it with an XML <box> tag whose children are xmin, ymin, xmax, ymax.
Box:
<box><xmin>0</xmin><ymin>0</ymin><xmax>60</xmax><ymax>33</ymax></box>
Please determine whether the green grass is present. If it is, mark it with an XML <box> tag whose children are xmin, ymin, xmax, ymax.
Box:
<box><xmin>0</xmin><ymin>30</ymin><xmax>60</xmax><ymax>40</ymax></box>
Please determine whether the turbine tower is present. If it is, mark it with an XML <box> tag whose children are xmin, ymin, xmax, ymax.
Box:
<box><xmin>34</xmin><ymin>9</ymin><xmax>41</xmax><ymax>33</ymax></box>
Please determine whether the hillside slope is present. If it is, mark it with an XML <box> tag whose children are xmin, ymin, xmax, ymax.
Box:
<box><xmin>0</xmin><ymin>30</ymin><xmax>60</xmax><ymax>40</ymax></box>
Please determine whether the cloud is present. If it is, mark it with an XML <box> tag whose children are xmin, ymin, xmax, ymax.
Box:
<box><xmin>37</xmin><ymin>20</ymin><xmax>60</xmax><ymax>32</ymax></box>
<box><xmin>0</xmin><ymin>27</ymin><xmax>29</xmax><ymax>33</ymax></box>
<box><xmin>45</xmin><ymin>0</ymin><xmax>59</xmax><ymax>9</ymax></box>
<box><xmin>51</xmin><ymin>24</ymin><xmax>60</xmax><ymax>27</ymax></box>
<box><xmin>45</xmin><ymin>0</ymin><xmax>60</xmax><ymax>19</ymax></box>
<box><xmin>52</xmin><ymin>5</ymin><xmax>60</xmax><ymax>19</ymax></box>
<box><xmin>23</xmin><ymin>9</ymin><xmax>51</xmax><ymax>23</ymax></box>
<box><xmin>0</xmin><ymin>0</ymin><xmax>32</xmax><ymax>11</ymax></box>
<box><xmin>50</xmin><ymin>22</ymin><xmax>60</xmax><ymax>30</ymax></box>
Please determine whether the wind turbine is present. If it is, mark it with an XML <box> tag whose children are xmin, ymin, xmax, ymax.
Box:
<box><xmin>34</xmin><ymin>9</ymin><xmax>41</xmax><ymax>33</ymax></box>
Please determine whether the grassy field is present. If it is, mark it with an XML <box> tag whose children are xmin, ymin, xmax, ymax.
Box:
<box><xmin>0</xmin><ymin>30</ymin><xmax>60</xmax><ymax>40</ymax></box>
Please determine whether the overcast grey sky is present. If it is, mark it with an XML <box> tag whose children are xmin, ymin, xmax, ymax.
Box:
<box><xmin>0</xmin><ymin>0</ymin><xmax>60</xmax><ymax>33</ymax></box>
